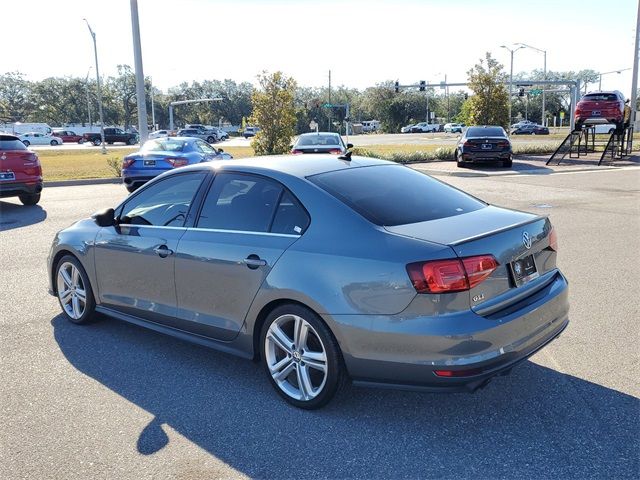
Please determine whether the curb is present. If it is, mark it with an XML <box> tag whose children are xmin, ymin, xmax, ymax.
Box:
<box><xmin>45</xmin><ymin>178</ymin><xmax>121</xmax><ymax>188</ymax></box>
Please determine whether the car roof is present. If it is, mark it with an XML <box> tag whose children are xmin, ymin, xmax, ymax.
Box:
<box><xmin>298</xmin><ymin>132</ymin><xmax>340</xmax><ymax>137</ymax></box>
<box><xmin>177</xmin><ymin>154</ymin><xmax>393</xmax><ymax>178</ymax></box>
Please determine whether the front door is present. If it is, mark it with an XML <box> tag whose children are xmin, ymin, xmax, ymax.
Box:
<box><xmin>174</xmin><ymin>172</ymin><xmax>310</xmax><ymax>340</ymax></box>
<box><xmin>94</xmin><ymin>172</ymin><xmax>207</xmax><ymax>323</ymax></box>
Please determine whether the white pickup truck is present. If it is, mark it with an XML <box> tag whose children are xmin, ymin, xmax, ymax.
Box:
<box><xmin>410</xmin><ymin>122</ymin><xmax>440</xmax><ymax>133</ymax></box>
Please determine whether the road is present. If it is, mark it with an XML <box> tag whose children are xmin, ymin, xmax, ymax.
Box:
<box><xmin>1</xmin><ymin>168</ymin><xmax>638</xmax><ymax>479</ymax></box>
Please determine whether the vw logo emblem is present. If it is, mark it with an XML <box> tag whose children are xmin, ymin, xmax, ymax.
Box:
<box><xmin>522</xmin><ymin>231</ymin><xmax>532</xmax><ymax>249</ymax></box>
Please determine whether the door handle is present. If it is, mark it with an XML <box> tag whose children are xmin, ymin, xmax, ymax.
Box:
<box><xmin>243</xmin><ymin>254</ymin><xmax>267</xmax><ymax>269</ymax></box>
<box><xmin>153</xmin><ymin>245</ymin><xmax>174</xmax><ymax>258</ymax></box>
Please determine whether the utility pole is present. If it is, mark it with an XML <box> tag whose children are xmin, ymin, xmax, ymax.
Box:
<box><xmin>631</xmin><ymin>0</ymin><xmax>640</xmax><ymax>126</ymax></box>
<box><xmin>83</xmin><ymin>19</ymin><xmax>106</xmax><ymax>154</ymax></box>
<box><xmin>150</xmin><ymin>76</ymin><xmax>156</xmax><ymax>130</ymax></box>
<box><xmin>85</xmin><ymin>68</ymin><xmax>92</xmax><ymax>128</ymax></box>
<box><xmin>328</xmin><ymin>70</ymin><xmax>331</xmax><ymax>132</ymax></box>
<box><xmin>501</xmin><ymin>45</ymin><xmax>525</xmax><ymax>127</ymax></box>
<box><xmin>130</xmin><ymin>0</ymin><xmax>148</xmax><ymax>143</ymax></box>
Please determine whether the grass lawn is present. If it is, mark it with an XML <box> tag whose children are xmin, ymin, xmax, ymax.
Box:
<box><xmin>39</xmin><ymin>146</ymin><xmax>254</xmax><ymax>181</ymax></box>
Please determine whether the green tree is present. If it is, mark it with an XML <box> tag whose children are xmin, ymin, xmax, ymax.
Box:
<box><xmin>0</xmin><ymin>72</ymin><xmax>34</xmax><ymax>122</ymax></box>
<box><xmin>464</xmin><ymin>53</ymin><xmax>509</xmax><ymax>128</ymax></box>
<box><xmin>249</xmin><ymin>71</ymin><xmax>297</xmax><ymax>155</ymax></box>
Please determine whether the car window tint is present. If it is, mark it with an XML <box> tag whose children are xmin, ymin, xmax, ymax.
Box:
<box><xmin>142</xmin><ymin>139</ymin><xmax>186</xmax><ymax>152</ymax></box>
<box><xmin>119</xmin><ymin>172</ymin><xmax>206</xmax><ymax>227</ymax></box>
<box><xmin>197</xmin><ymin>140</ymin><xmax>216</xmax><ymax>153</ymax></box>
<box><xmin>0</xmin><ymin>136</ymin><xmax>27</xmax><ymax>150</ymax></box>
<box><xmin>271</xmin><ymin>191</ymin><xmax>309</xmax><ymax>235</ymax></box>
<box><xmin>309</xmin><ymin>165</ymin><xmax>485</xmax><ymax>226</ymax></box>
<box><xmin>584</xmin><ymin>94</ymin><xmax>618</xmax><ymax>102</ymax></box>
<box><xmin>197</xmin><ymin>173</ymin><xmax>283</xmax><ymax>232</ymax></box>
<box><xmin>466</xmin><ymin>127</ymin><xmax>505</xmax><ymax>137</ymax></box>
<box><xmin>297</xmin><ymin>135</ymin><xmax>341</xmax><ymax>146</ymax></box>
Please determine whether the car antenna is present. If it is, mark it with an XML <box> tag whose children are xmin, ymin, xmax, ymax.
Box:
<box><xmin>338</xmin><ymin>150</ymin><xmax>352</xmax><ymax>161</ymax></box>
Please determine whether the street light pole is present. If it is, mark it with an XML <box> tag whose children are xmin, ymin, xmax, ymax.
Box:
<box><xmin>501</xmin><ymin>45</ymin><xmax>524</xmax><ymax>127</ymax></box>
<box><xmin>597</xmin><ymin>68</ymin><xmax>631</xmax><ymax>90</ymax></box>
<box><xmin>630</xmin><ymin>0</ymin><xmax>640</xmax><ymax>128</ymax></box>
<box><xmin>517</xmin><ymin>43</ymin><xmax>547</xmax><ymax>125</ymax></box>
<box><xmin>85</xmin><ymin>67</ymin><xmax>92</xmax><ymax>128</ymax></box>
<box><xmin>130</xmin><ymin>0</ymin><xmax>149</xmax><ymax>144</ymax></box>
<box><xmin>150</xmin><ymin>77</ymin><xmax>156</xmax><ymax>130</ymax></box>
<box><xmin>83</xmin><ymin>19</ymin><xmax>106</xmax><ymax>154</ymax></box>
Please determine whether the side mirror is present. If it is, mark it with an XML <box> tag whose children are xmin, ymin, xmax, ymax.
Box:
<box><xmin>92</xmin><ymin>208</ymin><xmax>115</xmax><ymax>227</ymax></box>
<box><xmin>217</xmin><ymin>148</ymin><xmax>224</xmax><ymax>153</ymax></box>
<box><xmin>347</xmin><ymin>143</ymin><xmax>354</xmax><ymax>149</ymax></box>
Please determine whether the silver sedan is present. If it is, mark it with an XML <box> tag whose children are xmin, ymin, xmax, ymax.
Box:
<box><xmin>48</xmin><ymin>155</ymin><xmax>569</xmax><ymax>409</ymax></box>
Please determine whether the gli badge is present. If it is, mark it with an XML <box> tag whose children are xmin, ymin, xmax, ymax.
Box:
<box><xmin>522</xmin><ymin>231</ymin><xmax>532</xmax><ymax>249</ymax></box>
<box><xmin>472</xmin><ymin>293</ymin><xmax>485</xmax><ymax>302</ymax></box>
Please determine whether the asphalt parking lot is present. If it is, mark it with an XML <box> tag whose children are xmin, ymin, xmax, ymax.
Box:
<box><xmin>1</xmin><ymin>168</ymin><xmax>638</xmax><ymax>479</ymax></box>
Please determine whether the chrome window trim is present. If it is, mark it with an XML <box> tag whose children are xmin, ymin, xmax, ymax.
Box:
<box><xmin>188</xmin><ymin>226</ymin><xmax>300</xmax><ymax>238</ymax></box>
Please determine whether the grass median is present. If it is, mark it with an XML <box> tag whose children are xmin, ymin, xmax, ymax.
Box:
<box><xmin>39</xmin><ymin>146</ymin><xmax>255</xmax><ymax>181</ymax></box>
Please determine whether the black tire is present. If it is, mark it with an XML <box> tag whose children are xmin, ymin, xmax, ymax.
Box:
<box><xmin>206</xmin><ymin>136</ymin><xmax>216</xmax><ymax>144</ymax></box>
<box><xmin>22</xmin><ymin>140</ymin><xmax>30</xmax><ymax>147</ymax></box>
<box><xmin>50</xmin><ymin>140</ymin><xmax>59</xmax><ymax>146</ymax></box>
<box><xmin>54</xmin><ymin>255</ymin><xmax>97</xmax><ymax>325</ymax></box>
<box><xmin>574</xmin><ymin>120</ymin><xmax>583</xmax><ymax>132</ymax></box>
<box><xmin>260</xmin><ymin>303</ymin><xmax>346</xmax><ymax>409</ymax></box>
<box><xmin>93</xmin><ymin>139</ymin><xmax>101</xmax><ymax>146</ymax></box>
<box><xmin>78</xmin><ymin>139</ymin><xmax>85</xmax><ymax>144</ymax></box>
<box><xmin>503</xmin><ymin>158</ymin><xmax>513</xmax><ymax>168</ymax></box>
<box><xmin>19</xmin><ymin>193</ymin><xmax>40</xmax><ymax>205</ymax></box>
<box><xmin>125</xmin><ymin>184</ymin><xmax>139</xmax><ymax>193</ymax></box>
<box><xmin>127</xmin><ymin>137</ymin><xmax>137</xmax><ymax>145</ymax></box>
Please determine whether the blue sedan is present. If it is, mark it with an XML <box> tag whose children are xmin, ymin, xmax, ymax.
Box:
<box><xmin>122</xmin><ymin>137</ymin><xmax>232</xmax><ymax>192</ymax></box>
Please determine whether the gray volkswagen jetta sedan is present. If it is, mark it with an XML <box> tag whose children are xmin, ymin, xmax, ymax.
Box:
<box><xmin>48</xmin><ymin>155</ymin><xmax>569</xmax><ymax>409</ymax></box>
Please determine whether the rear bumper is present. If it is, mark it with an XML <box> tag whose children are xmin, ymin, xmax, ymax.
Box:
<box><xmin>122</xmin><ymin>171</ymin><xmax>167</xmax><ymax>187</ymax></box>
<box><xmin>0</xmin><ymin>180</ymin><xmax>43</xmax><ymax>198</ymax></box>
<box><xmin>461</xmin><ymin>150</ymin><xmax>511</xmax><ymax>162</ymax></box>
<box><xmin>327</xmin><ymin>271</ymin><xmax>569</xmax><ymax>392</ymax></box>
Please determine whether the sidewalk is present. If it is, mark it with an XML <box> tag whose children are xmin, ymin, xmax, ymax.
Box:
<box><xmin>410</xmin><ymin>154</ymin><xmax>640</xmax><ymax>177</ymax></box>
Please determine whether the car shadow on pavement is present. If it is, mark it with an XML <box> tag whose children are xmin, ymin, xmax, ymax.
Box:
<box><xmin>0</xmin><ymin>200</ymin><xmax>47</xmax><ymax>231</ymax></box>
<box><xmin>52</xmin><ymin>314</ymin><xmax>639</xmax><ymax>479</ymax></box>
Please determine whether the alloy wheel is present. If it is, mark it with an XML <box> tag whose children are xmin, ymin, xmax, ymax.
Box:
<box><xmin>56</xmin><ymin>262</ymin><xmax>87</xmax><ymax>320</ymax></box>
<box><xmin>265</xmin><ymin>314</ymin><xmax>328</xmax><ymax>401</ymax></box>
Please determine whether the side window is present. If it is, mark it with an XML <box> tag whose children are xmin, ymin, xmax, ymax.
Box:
<box><xmin>197</xmin><ymin>173</ymin><xmax>283</xmax><ymax>232</ymax></box>
<box><xmin>196</xmin><ymin>140</ymin><xmax>216</xmax><ymax>153</ymax></box>
<box><xmin>271</xmin><ymin>191</ymin><xmax>310</xmax><ymax>235</ymax></box>
<box><xmin>119</xmin><ymin>172</ymin><xmax>206</xmax><ymax>227</ymax></box>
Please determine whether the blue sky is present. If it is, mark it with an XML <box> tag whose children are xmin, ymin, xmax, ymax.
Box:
<box><xmin>3</xmin><ymin>0</ymin><xmax>637</xmax><ymax>96</ymax></box>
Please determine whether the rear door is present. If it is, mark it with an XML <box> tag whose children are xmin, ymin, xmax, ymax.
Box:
<box><xmin>174</xmin><ymin>172</ymin><xmax>308</xmax><ymax>340</ymax></box>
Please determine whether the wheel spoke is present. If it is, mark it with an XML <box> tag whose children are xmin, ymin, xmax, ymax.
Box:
<box><xmin>59</xmin><ymin>289</ymin><xmax>73</xmax><ymax>306</ymax></box>
<box><xmin>75</xmin><ymin>288</ymin><xmax>86</xmax><ymax>303</ymax></box>
<box><xmin>60</xmin><ymin>268</ymin><xmax>73</xmax><ymax>289</ymax></box>
<box><xmin>297</xmin><ymin>364</ymin><xmax>314</xmax><ymax>400</ymax></box>
<box><xmin>273</xmin><ymin>359</ymin><xmax>296</xmax><ymax>382</ymax></box>
<box><xmin>71</xmin><ymin>266</ymin><xmax>79</xmax><ymax>287</ymax></box>
<box><xmin>268</xmin><ymin>324</ymin><xmax>293</xmax><ymax>355</ymax></box>
<box><xmin>72</xmin><ymin>296</ymin><xmax>81</xmax><ymax>319</ymax></box>
<box><xmin>302</xmin><ymin>350</ymin><xmax>327</xmax><ymax>373</ymax></box>
<box><xmin>293</xmin><ymin>316</ymin><xmax>309</xmax><ymax>350</ymax></box>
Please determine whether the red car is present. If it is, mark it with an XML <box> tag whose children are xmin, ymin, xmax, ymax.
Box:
<box><xmin>0</xmin><ymin>134</ymin><xmax>43</xmax><ymax>205</ymax></box>
<box><xmin>53</xmin><ymin>130</ymin><xmax>84</xmax><ymax>143</ymax></box>
<box><xmin>574</xmin><ymin>91</ymin><xmax>625</xmax><ymax>131</ymax></box>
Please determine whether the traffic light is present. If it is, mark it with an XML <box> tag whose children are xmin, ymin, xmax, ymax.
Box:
<box><xmin>518</xmin><ymin>87</ymin><xmax>525</xmax><ymax>97</ymax></box>
<box><xmin>463</xmin><ymin>92</ymin><xmax>468</xmax><ymax>100</ymax></box>
<box><xmin>394</xmin><ymin>81</ymin><xmax>399</xmax><ymax>93</ymax></box>
<box><xmin>419</xmin><ymin>80</ymin><xmax>426</xmax><ymax>92</ymax></box>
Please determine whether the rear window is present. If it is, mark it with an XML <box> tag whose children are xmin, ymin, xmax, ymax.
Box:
<box><xmin>0</xmin><ymin>136</ymin><xmax>27</xmax><ymax>151</ymax></box>
<box><xmin>297</xmin><ymin>135</ymin><xmax>341</xmax><ymax>146</ymax></box>
<box><xmin>142</xmin><ymin>139</ymin><xmax>186</xmax><ymax>152</ymax></box>
<box><xmin>308</xmin><ymin>165</ymin><xmax>485</xmax><ymax>226</ymax></box>
<box><xmin>466</xmin><ymin>127</ymin><xmax>506</xmax><ymax>138</ymax></box>
<box><xmin>583</xmin><ymin>93</ymin><xmax>619</xmax><ymax>102</ymax></box>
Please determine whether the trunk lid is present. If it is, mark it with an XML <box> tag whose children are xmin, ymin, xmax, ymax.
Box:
<box><xmin>0</xmin><ymin>150</ymin><xmax>41</xmax><ymax>182</ymax></box>
<box><xmin>386</xmin><ymin>206</ymin><xmax>557</xmax><ymax>311</ymax></box>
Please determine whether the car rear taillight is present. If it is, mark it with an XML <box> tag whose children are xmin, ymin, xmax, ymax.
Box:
<box><xmin>122</xmin><ymin>157</ymin><xmax>135</xmax><ymax>169</ymax></box>
<box><xmin>548</xmin><ymin>226</ymin><xmax>558</xmax><ymax>251</ymax></box>
<box><xmin>406</xmin><ymin>255</ymin><xmax>499</xmax><ymax>293</ymax></box>
<box><xmin>434</xmin><ymin>368</ymin><xmax>483</xmax><ymax>377</ymax></box>
<box><xmin>329</xmin><ymin>149</ymin><xmax>342</xmax><ymax>154</ymax></box>
<box><xmin>291</xmin><ymin>149</ymin><xmax>303</xmax><ymax>154</ymax></box>
<box><xmin>463</xmin><ymin>141</ymin><xmax>474</xmax><ymax>148</ymax></box>
<box><xmin>167</xmin><ymin>157</ymin><xmax>189</xmax><ymax>167</ymax></box>
<box><xmin>497</xmin><ymin>141</ymin><xmax>510</xmax><ymax>148</ymax></box>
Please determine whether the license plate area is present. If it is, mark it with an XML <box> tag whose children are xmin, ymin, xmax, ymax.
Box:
<box><xmin>143</xmin><ymin>159</ymin><xmax>156</xmax><ymax>167</ymax></box>
<box><xmin>0</xmin><ymin>171</ymin><xmax>16</xmax><ymax>181</ymax></box>
<box><xmin>510</xmin><ymin>254</ymin><xmax>539</xmax><ymax>287</ymax></box>
<box><xmin>481</xmin><ymin>143</ymin><xmax>493</xmax><ymax>150</ymax></box>
<box><xmin>591</xmin><ymin>110</ymin><xmax>601</xmax><ymax>116</ymax></box>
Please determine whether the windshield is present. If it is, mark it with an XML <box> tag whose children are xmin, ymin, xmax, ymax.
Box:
<box><xmin>308</xmin><ymin>165</ymin><xmax>485</xmax><ymax>226</ymax></box>
<box><xmin>466</xmin><ymin>126</ymin><xmax>506</xmax><ymax>137</ymax></box>
<box><xmin>142</xmin><ymin>139</ymin><xmax>187</xmax><ymax>152</ymax></box>
<box><xmin>297</xmin><ymin>135</ymin><xmax>342</xmax><ymax>146</ymax></box>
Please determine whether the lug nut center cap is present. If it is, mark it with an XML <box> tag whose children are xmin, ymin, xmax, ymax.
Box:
<box><xmin>292</xmin><ymin>351</ymin><xmax>301</xmax><ymax>362</ymax></box>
